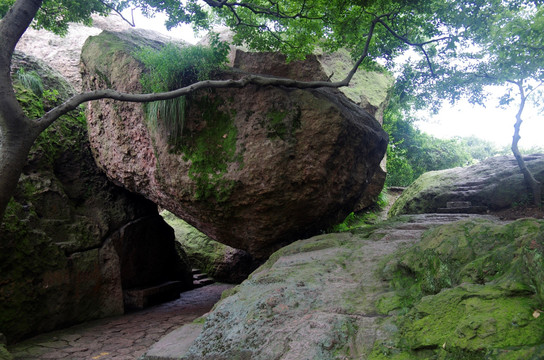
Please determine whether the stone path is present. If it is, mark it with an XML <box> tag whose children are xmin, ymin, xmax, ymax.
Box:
<box><xmin>8</xmin><ymin>284</ymin><xmax>233</xmax><ymax>360</ymax></box>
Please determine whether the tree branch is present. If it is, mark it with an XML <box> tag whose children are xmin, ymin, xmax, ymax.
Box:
<box><xmin>374</xmin><ymin>17</ymin><xmax>452</xmax><ymax>77</ymax></box>
<box><xmin>37</xmin><ymin>73</ymin><xmax>352</xmax><ymax>132</ymax></box>
<box><xmin>99</xmin><ymin>1</ymin><xmax>136</xmax><ymax>27</ymax></box>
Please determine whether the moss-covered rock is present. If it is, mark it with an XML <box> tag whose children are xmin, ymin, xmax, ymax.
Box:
<box><xmin>1</xmin><ymin>53</ymin><xmax>191</xmax><ymax>344</ymax></box>
<box><xmin>162</xmin><ymin>211</ymin><xmax>257</xmax><ymax>283</ymax></box>
<box><xmin>389</xmin><ymin>154</ymin><xmax>544</xmax><ymax>216</ymax></box>
<box><xmin>372</xmin><ymin>218</ymin><xmax>544</xmax><ymax>359</ymax></box>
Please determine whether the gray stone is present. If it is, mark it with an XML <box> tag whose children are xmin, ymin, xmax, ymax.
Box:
<box><xmin>0</xmin><ymin>53</ymin><xmax>192</xmax><ymax>343</ymax></box>
<box><xmin>390</xmin><ymin>154</ymin><xmax>544</xmax><ymax>216</ymax></box>
<box><xmin>162</xmin><ymin>214</ymin><xmax>500</xmax><ymax>359</ymax></box>
<box><xmin>142</xmin><ymin>323</ymin><xmax>204</xmax><ymax>360</ymax></box>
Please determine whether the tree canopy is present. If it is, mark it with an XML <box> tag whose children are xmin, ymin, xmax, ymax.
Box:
<box><xmin>1</xmin><ymin>0</ymin><xmax>544</xmax><ymax>223</ymax></box>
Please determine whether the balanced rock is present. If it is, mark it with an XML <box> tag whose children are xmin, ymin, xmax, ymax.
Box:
<box><xmin>390</xmin><ymin>154</ymin><xmax>544</xmax><ymax>216</ymax></box>
<box><xmin>81</xmin><ymin>31</ymin><xmax>388</xmax><ymax>258</ymax></box>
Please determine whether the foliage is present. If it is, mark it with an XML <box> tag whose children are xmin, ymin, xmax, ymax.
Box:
<box><xmin>0</xmin><ymin>0</ymin><xmax>111</xmax><ymax>35</ymax></box>
<box><xmin>136</xmin><ymin>35</ymin><xmax>229</xmax><ymax>144</ymax></box>
<box><xmin>383</xmin><ymin>96</ymin><xmax>473</xmax><ymax>187</ymax></box>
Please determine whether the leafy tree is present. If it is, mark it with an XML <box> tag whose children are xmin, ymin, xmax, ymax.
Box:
<box><xmin>397</xmin><ymin>0</ymin><xmax>544</xmax><ymax>205</ymax></box>
<box><xmin>384</xmin><ymin>97</ymin><xmax>473</xmax><ymax>187</ymax></box>
<box><xmin>1</xmin><ymin>0</ymin><xmax>541</xmax><ymax>223</ymax></box>
<box><xmin>0</xmin><ymin>0</ymin><xmax>463</xmax><ymax>222</ymax></box>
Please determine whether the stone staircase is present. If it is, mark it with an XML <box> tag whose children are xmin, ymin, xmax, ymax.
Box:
<box><xmin>436</xmin><ymin>201</ymin><xmax>488</xmax><ymax>214</ymax></box>
<box><xmin>192</xmin><ymin>268</ymin><xmax>214</xmax><ymax>288</ymax></box>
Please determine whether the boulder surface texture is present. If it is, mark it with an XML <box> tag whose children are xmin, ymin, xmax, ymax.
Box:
<box><xmin>0</xmin><ymin>55</ymin><xmax>192</xmax><ymax>343</ymax></box>
<box><xmin>153</xmin><ymin>215</ymin><xmax>543</xmax><ymax>359</ymax></box>
<box><xmin>81</xmin><ymin>31</ymin><xmax>388</xmax><ymax>258</ymax></box>
<box><xmin>390</xmin><ymin>154</ymin><xmax>544</xmax><ymax>216</ymax></box>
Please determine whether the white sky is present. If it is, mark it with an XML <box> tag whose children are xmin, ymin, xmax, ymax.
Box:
<box><xmin>128</xmin><ymin>10</ymin><xmax>543</xmax><ymax>149</ymax></box>
<box><xmin>416</xmin><ymin>97</ymin><xmax>543</xmax><ymax>149</ymax></box>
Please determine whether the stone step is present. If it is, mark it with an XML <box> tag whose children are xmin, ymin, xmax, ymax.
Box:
<box><xmin>123</xmin><ymin>281</ymin><xmax>183</xmax><ymax>310</ymax></box>
<box><xmin>193</xmin><ymin>277</ymin><xmax>215</xmax><ymax>288</ymax></box>
<box><xmin>191</xmin><ymin>268</ymin><xmax>215</xmax><ymax>288</ymax></box>
<box><xmin>193</xmin><ymin>273</ymin><xmax>209</xmax><ymax>280</ymax></box>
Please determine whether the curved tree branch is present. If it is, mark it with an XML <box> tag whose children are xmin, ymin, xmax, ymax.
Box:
<box><xmin>37</xmin><ymin>73</ymin><xmax>355</xmax><ymax>132</ymax></box>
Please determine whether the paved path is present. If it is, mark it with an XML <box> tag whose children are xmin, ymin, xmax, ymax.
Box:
<box><xmin>8</xmin><ymin>284</ymin><xmax>233</xmax><ymax>360</ymax></box>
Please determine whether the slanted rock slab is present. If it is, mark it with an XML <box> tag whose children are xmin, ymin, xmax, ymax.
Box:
<box><xmin>390</xmin><ymin>154</ymin><xmax>544</xmax><ymax>216</ymax></box>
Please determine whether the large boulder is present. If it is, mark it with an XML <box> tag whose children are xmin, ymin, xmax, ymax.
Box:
<box><xmin>143</xmin><ymin>215</ymin><xmax>544</xmax><ymax>359</ymax></box>
<box><xmin>81</xmin><ymin>31</ymin><xmax>388</xmax><ymax>258</ymax></box>
<box><xmin>390</xmin><ymin>154</ymin><xmax>544</xmax><ymax>216</ymax></box>
<box><xmin>0</xmin><ymin>55</ymin><xmax>192</xmax><ymax>343</ymax></box>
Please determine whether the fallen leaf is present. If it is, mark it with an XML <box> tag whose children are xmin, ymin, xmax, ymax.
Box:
<box><xmin>533</xmin><ymin>310</ymin><xmax>542</xmax><ymax>319</ymax></box>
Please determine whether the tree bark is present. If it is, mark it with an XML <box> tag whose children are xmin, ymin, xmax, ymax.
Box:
<box><xmin>511</xmin><ymin>82</ymin><xmax>542</xmax><ymax>207</ymax></box>
<box><xmin>0</xmin><ymin>0</ymin><xmax>44</xmax><ymax>221</ymax></box>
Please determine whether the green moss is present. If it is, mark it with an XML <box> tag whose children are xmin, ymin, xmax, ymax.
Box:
<box><xmin>81</xmin><ymin>31</ymin><xmax>131</xmax><ymax>71</ymax></box>
<box><xmin>265</xmin><ymin>107</ymin><xmax>301</xmax><ymax>141</ymax></box>
<box><xmin>389</xmin><ymin>171</ymin><xmax>456</xmax><ymax>216</ymax></box>
<box><xmin>371</xmin><ymin>219</ymin><xmax>544</xmax><ymax>358</ymax></box>
<box><xmin>0</xmin><ymin>344</ymin><xmax>13</xmax><ymax>360</ymax></box>
<box><xmin>162</xmin><ymin>211</ymin><xmax>228</xmax><ymax>275</ymax></box>
<box><xmin>176</xmin><ymin>94</ymin><xmax>242</xmax><ymax>202</ymax></box>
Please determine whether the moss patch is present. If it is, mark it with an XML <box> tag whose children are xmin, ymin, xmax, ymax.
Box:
<box><xmin>175</xmin><ymin>94</ymin><xmax>242</xmax><ymax>202</ymax></box>
<box><xmin>162</xmin><ymin>211</ymin><xmax>227</xmax><ymax>275</ymax></box>
<box><xmin>264</xmin><ymin>107</ymin><xmax>301</xmax><ymax>141</ymax></box>
<box><xmin>372</xmin><ymin>218</ymin><xmax>544</xmax><ymax>358</ymax></box>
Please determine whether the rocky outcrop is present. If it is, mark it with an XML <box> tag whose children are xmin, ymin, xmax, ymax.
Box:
<box><xmin>390</xmin><ymin>154</ymin><xmax>544</xmax><ymax>216</ymax></box>
<box><xmin>81</xmin><ymin>31</ymin><xmax>388</xmax><ymax>258</ymax></box>
<box><xmin>0</xmin><ymin>55</ymin><xmax>192</xmax><ymax>343</ymax></box>
<box><xmin>142</xmin><ymin>214</ymin><xmax>543</xmax><ymax>359</ymax></box>
<box><xmin>162</xmin><ymin>211</ymin><xmax>257</xmax><ymax>283</ymax></box>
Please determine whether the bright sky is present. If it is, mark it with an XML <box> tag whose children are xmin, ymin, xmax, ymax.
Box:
<box><xmin>127</xmin><ymin>10</ymin><xmax>543</xmax><ymax>149</ymax></box>
<box><xmin>416</xmin><ymin>96</ymin><xmax>543</xmax><ymax>149</ymax></box>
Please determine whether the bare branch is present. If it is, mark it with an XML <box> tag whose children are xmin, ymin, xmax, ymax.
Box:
<box><xmin>36</xmin><ymin>74</ymin><xmax>351</xmax><ymax>132</ymax></box>
<box><xmin>374</xmin><ymin>17</ymin><xmax>452</xmax><ymax>77</ymax></box>
<box><xmin>98</xmin><ymin>1</ymin><xmax>136</xmax><ymax>27</ymax></box>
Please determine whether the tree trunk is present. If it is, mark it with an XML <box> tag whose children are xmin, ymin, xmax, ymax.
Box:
<box><xmin>511</xmin><ymin>82</ymin><xmax>542</xmax><ymax>207</ymax></box>
<box><xmin>0</xmin><ymin>0</ymin><xmax>45</xmax><ymax>222</ymax></box>
<box><xmin>0</xmin><ymin>123</ymin><xmax>37</xmax><ymax>221</ymax></box>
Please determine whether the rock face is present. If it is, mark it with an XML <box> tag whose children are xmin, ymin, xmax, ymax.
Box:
<box><xmin>0</xmin><ymin>55</ymin><xmax>192</xmax><ymax>343</ymax></box>
<box><xmin>390</xmin><ymin>154</ymin><xmax>544</xmax><ymax>216</ymax></box>
<box><xmin>162</xmin><ymin>211</ymin><xmax>257</xmax><ymax>283</ymax></box>
<box><xmin>143</xmin><ymin>214</ymin><xmax>543</xmax><ymax>359</ymax></box>
<box><xmin>81</xmin><ymin>31</ymin><xmax>388</xmax><ymax>258</ymax></box>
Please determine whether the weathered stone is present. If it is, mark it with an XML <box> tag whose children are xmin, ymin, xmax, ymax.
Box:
<box><xmin>162</xmin><ymin>211</ymin><xmax>257</xmax><ymax>283</ymax></box>
<box><xmin>390</xmin><ymin>154</ymin><xmax>544</xmax><ymax>216</ymax></box>
<box><xmin>372</xmin><ymin>218</ymin><xmax>544</xmax><ymax>358</ymax></box>
<box><xmin>0</xmin><ymin>54</ymin><xmax>191</xmax><ymax>343</ymax></box>
<box><xmin>81</xmin><ymin>30</ymin><xmax>388</xmax><ymax>258</ymax></box>
<box><xmin>152</xmin><ymin>214</ymin><xmax>534</xmax><ymax>360</ymax></box>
